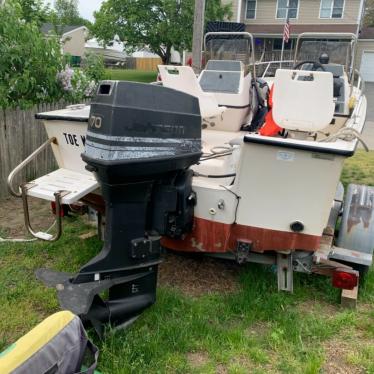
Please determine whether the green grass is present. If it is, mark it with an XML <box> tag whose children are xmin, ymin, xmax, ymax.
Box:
<box><xmin>104</xmin><ymin>69</ymin><xmax>157</xmax><ymax>83</ymax></box>
<box><xmin>0</xmin><ymin>152</ymin><xmax>373</xmax><ymax>373</ymax></box>
<box><xmin>340</xmin><ymin>150</ymin><xmax>374</xmax><ymax>188</ymax></box>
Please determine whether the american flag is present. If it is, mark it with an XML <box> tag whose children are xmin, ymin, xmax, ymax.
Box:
<box><xmin>283</xmin><ymin>16</ymin><xmax>290</xmax><ymax>43</ymax></box>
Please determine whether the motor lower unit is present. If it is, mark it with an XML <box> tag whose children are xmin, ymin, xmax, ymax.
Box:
<box><xmin>37</xmin><ymin>81</ymin><xmax>202</xmax><ymax>333</ymax></box>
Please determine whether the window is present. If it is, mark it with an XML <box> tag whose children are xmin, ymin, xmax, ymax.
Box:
<box><xmin>320</xmin><ymin>0</ymin><xmax>344</xmax><ymax>19</ymax></box>
<box><xmin>273</xmin><ymin>38</ymin><xmax>293</xmax><ymax>50</ymax></box>
<box><xmin>70</xmin><ymin>56</ymin><xmax>81</xmax><ymax>66</ymax></box>
<box><xmin>246</xmin><ymin>0</ymin><xmax>256</xmax><ymax>19</ymax></box>
<box><xmin>276</xmin><ymin>0</ymin><xmax>299</xmax><ymax>19</ymax></box>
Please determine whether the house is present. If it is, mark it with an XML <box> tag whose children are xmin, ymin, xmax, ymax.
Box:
<box><xmin>42</xmin><ymin>24</ymin><xmax>128</xmax><ymax>66</ymax></box>
<box><xmin>356</xmin><ymin>27</ymin><xmax>374</xmax><ymax>82</ymax></box>
<box><xmin>131</xmin><ymin>48</ymin><xmax>160</xmax><ymax>58</ymax></box>
<box><xmin>227</xmin><ymin>0</ymin><xmax>366</xmax><ymax>62</ymax></box>
<box><xmin>41</xmin><ymin>23</ymin><xmax>88</xmax><ymax>65</ymax></box>
<box><xmin>85</xmin><ymin>38</ymin><xmax>127</xmax><ymax>65</ymax></box>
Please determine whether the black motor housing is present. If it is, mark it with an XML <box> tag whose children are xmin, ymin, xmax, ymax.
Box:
<box><xmin>71</xmin><ymin>81</ymin><xmax>202</xmax><ymax>329</ymax></box>
<box><xmin>83</xmin><ymin>81</ymin><xmax>201</xmax><ymax>182</ymax></box>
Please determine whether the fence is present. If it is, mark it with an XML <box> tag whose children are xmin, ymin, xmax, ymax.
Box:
<box><xmin>105</xmin><ymin>57</ymin><xmax>162</xmax><ymax>71</ymax></box>
<box><xmin>257</xmin><ymin>50</ymin><xmax>295</xmax><ymax>63</ymax></box>
<box><xmin>0</xmin><ymin>102</ymin><xmax>72</xmax><ymax>198</ymax></box>
<box><xmin>136</xmin><ymin>57</ymin><xmax>162</xmax><ymax>71</ymax></box>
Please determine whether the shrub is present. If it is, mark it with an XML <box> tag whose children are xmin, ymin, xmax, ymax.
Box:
<box><xmin>0</xmin><ymin>0</ymin><xmax>64</xmax><ymax>108</ymax></box>
<box><xmin>81</xmin><ymin>52</ymin><xmax>106</xmax><ymax>82</ymax></box>
<box><xmin>56</xmin><ymin>65</ymin><xmax>97</xmax><ymax>102</ymax></box>
<box><xmin>0</xmin><ymin>1</ymin><xmax>106</xmax><ymax>108</ymax></box>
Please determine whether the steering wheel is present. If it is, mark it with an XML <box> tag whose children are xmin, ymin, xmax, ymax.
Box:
<box><xmin>293</xmin><ymin>60</ymin><xmax>326</xmax><ymax>72</ymax></box>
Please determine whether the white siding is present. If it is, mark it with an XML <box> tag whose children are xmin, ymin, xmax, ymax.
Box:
<box><xmin>62</xmin><ymin>28</ymin><xmax>87</xmax><ymax>57</ymax></box>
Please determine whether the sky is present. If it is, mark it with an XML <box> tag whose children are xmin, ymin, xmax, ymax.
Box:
<box><xmin>76</xmin><ymin>0</ymin><xmax>104</xmax><ymax>21</ymax></box>
<box><xmin>44</xmin><ymin>0</ymin><xmax>104</xmax><ymax>22</ymax></box>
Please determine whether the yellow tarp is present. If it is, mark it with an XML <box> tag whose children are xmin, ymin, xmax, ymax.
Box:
<box><xmin>0</xmin><ymin>311</ymin><xmax>75</xmax><ymax>374</ymax></box>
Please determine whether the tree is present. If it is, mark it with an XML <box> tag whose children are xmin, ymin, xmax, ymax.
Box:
<box><xmin>91</xmin><ymin>0</ymin><xmax>232</xmax><ymax>64</ymax></box>
<box><xmin>364</xmin><ymin>0</ymin><xmax>374</xmax><ymax>27</ymax></box>
<box><xmin>18</xmin><ymin>0</ymin><xmax>50</xmax><ymax>25</ymax></box>
<box><xmin>54</xmin><ymin>0</ymin><xmax>80</xmax><ymax>24</ymax></box>
<box><xmin>49</xmin><ymin>0</ymin><xmax>91</xmax><ymax>35</ymax></box>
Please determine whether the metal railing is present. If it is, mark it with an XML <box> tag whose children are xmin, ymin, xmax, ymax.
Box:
<box><xmin>353</xmin><ymin>68</ymin><xmax>365</xmax><ymax>96</ymax></box>
<box><xmin>7</xmin><ymin>136</ymin><xmax>67</xmax><ymax>242</ymax></box>
<box><xmin>349</xmin><ymin>69</ymin><xmax>366</xmax><ymax>126</ymax></box>
<box><xmin>7</xmin><ymin>137</ymin><xmax>57</xmax><ymax>197</ymax></box>
<box><xmin>21</xmin><ymin>184</ymin><xmax>68</xmax><ymax>242</ymax></box>
<box><xmin>258</xmin><ymin>51</ymin><xmax>294</xmax><ymax>63</ymax></box>
<box><xmin>252</xmin><ymin>60</ymin><xmax>294</xmax><ymax>78</ymax></box>
<box><xmin>293</xmin><ymin>32</ymin><xmax>358</xmax><ymax>83</ymax></box>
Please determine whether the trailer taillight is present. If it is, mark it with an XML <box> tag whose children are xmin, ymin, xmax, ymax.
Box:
<box><xmin>332</xmin><ymin>269</ymin><xmax>358</xmax><ymax>290</ymax></box>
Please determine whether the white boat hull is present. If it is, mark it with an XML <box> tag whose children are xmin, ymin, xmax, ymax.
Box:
<box><xmin>163</xmin><ymin>94</ymin><xmax>367</xmax><ymax>253</ymax></box>
<box><xmin>39</xmin><ymin>107</ymin><xmax>89</xmax><ymax>175</ymax></box>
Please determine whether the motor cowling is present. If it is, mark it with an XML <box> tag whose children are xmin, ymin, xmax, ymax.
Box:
<box><xmin>83</xmin><ymin>80</ymin><xmax>201</xmax><ymax>182</ymax></box>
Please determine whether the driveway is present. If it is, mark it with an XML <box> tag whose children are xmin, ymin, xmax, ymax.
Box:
<box><xmin>362</xmin><ymin>82</ymin><xmax>374</xmax><ymax>150</ymax></box>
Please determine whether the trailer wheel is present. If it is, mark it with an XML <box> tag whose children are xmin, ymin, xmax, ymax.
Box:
<box><xmin>354</xmin><ymin>264</ymin><xmax>369</xmax><ymax>279</ymax></box>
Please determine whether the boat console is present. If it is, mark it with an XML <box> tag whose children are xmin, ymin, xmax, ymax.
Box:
<box><xmin>36</xmin><ymin>81</ymin><xmax>202</xmax><ymax>332</ymax></box>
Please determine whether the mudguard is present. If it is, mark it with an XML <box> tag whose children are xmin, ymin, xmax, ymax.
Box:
<box><xmin>335</xmin><ymin>184</ymin><xmax>374</xmax><ymax>268</ymax></box>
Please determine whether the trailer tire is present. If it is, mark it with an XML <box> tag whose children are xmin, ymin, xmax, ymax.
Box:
<box><xmin>352</xmin><ymin>264</ymin><xmax>370</xmax><ymax>284</ymax></box>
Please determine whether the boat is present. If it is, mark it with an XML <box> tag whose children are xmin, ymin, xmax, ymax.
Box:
<box><xmin>7</xmin><ymin>31</ymin><xmax>373</xmax><ymax>329</ymax></box>
<box><xmin>159</xmin><ymin>32</ymin><xmax>369</xmax><ymax>261</ymax></box>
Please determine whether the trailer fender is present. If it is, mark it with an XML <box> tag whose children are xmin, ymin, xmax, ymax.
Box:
<box><xmin>335</xmin><ymin>184</ymin><xmax>374</xmax><ymax>269</ymax></box>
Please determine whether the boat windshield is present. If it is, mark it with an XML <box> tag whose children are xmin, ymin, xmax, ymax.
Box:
<box><xmin>296</xmin><ymin>40</ymin><xmax>353</xmax><ymax>71</ymax></box>
<box><xmin>204</xmin><ymin>33</ymin><xmax>254</xmax><ymax>67</ymax></box>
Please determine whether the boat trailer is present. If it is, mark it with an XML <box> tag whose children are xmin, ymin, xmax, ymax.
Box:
<box><xmin>7</xmin><ymin>78</ymin><xmax>373</xmax><ymax>332</ymax></box>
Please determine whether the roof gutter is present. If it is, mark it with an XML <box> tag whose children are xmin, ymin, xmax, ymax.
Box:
<box><xmin>357</xmin><ymin>0</ymin><xmax>366</xmax><ymax>36</ymax></box>
<box><xmin>236</xmin><ymin>0</ymin><xmax>241</xmax><ymax>22</ymax></box>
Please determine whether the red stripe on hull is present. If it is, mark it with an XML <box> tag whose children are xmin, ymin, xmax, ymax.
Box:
<box><xmin>161</xmin><ymin>217</ymin><xmax>321</xmax><ymax>253</ymax></box>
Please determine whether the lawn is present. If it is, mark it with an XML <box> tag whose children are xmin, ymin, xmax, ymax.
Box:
<box><xmin>104</xmin><ymin>69</ymin><xmax>157</xmax><ymax>83</ymax></box>
<box><xmin>0</xmin><ymin>152</ymin><xmax>373</xmax><ymax>374</ymax></box>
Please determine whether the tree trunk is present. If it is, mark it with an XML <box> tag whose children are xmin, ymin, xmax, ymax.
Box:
<box><xmin>160</xmin><ymin>45</ymin><xmax>172</xmax><ymax>64</ymax></box>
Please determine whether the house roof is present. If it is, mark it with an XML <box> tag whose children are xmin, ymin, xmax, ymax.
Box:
<box><xmin>41</xmin><ymin>23</ymin><xmax>86</xmax><ymax>36</ymax></box>
<box><xmin>359</xmin><ymin>27</ymin><xmax>374</xmax><ymax>39</ymax></box>
<box><xmin>245</xmin><ymin>24</ymin><xmax>357</xmax><ymax>37</ymax></box>
<box><xmin>85</xmin><ymin>38</ymin><xmax>126</xmax><ymax>53</ymax></box>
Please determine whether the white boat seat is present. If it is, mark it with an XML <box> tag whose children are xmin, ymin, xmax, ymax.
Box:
<box><xmin>272</xmin><ymin>69</ymin><xmax>335</xmax><ymax>132</ymax></box>
<box><xmin>158</xmin><ymin>65</ymin><xmax>226</xmax><ymax>119</ymax></box>
<box><xmin>24</xmin><ymin>168</ymin><xmax>99</xmax><ymax>204</ymax></box>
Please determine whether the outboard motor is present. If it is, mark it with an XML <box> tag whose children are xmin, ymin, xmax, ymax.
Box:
<box><xmin>37</xmin><ymin>81</ymin><xmax>201</xmax><ymax>334</ymax></box>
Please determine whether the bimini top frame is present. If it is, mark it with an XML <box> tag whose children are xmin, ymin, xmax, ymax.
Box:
<box><xmin>293</xmin><ymin>32</ymin><xmax>358</xmax><ymax>82</ymax></box>
<box><xmin>203</xmin><ymin>31</ymin><xmax>256</xmax><ymax>79</ymax></box>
